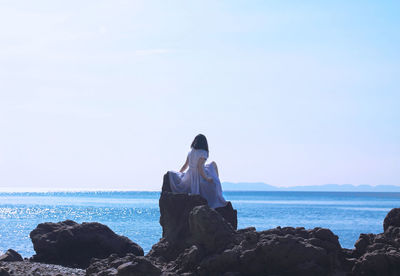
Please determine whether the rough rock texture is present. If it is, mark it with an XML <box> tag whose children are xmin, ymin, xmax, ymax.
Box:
<box><xmin>87</xmin><ymin>253</ymin><xmax>161</xmax><ymax>276</ymax></box>
<box><xmin>0</xmin><ymin>261</ymin><xmax>85</xmax><ymax>276</ymax></box>
<box><xmin>25</xmin><ymin>173</ymin><xmax>400</xmax><ymax>275</ymax></box>
<box><xmin>384</xmin><ymin>208</ymin><xmax>400</xmax><ymax>232</ymax></box>
<box><xmin>145</xmin><ymin>173</ymin><xmax>237</xmax><ymax>263</ymax></box>
<box><xmin>87</xmin><ymin>173</ymin><xmax>349</xmax><ymax>275</ymax></box>
<box><xmin>349</xmin><ymin>213</ymin><xmax>400</xmax><ymax>276</ymax></box>
<box><xmin>189</xmin><ymin>205</ymin><xmax>235</xmax><ymax>253</ymax></box>
<box><xmin>215</xmin><ymin>201</ymin><xmax>237</xmax><ymax>230</ymax></box>
<box><xmin>84</xmin><ymin>173</ymin><xmax>400</xmax><ymax>276</ymax></box>
<box><xmin>88</xmin><ymin>202</ymin><xmax>348</xmax><ymax>276</ymax></box>
<box><xmin>0</xmin><ymin>249</ymin><xmax>23</xmax><ymax>262</ymax></box>
<box><xmin>30</xmin><ymin>220</ymin><xmax>144</xmax><ymax>268</ymax></box>
<box><xmin>162</xmin><ymin>172</ymin><xmax>237</xmax><ymax>230</ymax></box>
<box><xmin>0</xmin><ymin>267</ymin><xmax>9</xmax><ymax>276</ymax></box>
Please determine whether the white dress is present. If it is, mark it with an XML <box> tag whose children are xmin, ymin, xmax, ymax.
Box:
<box><xmin>168</xmin><ymin>149</ymin><xmax>228</xmax><ymax>209</ymax></box>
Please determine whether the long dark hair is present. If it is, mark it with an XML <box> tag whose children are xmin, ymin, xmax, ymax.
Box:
<box><xmin>191</xmin><ymin>134</ymin><xmax>209</xmax><ymax>152</ymax></box>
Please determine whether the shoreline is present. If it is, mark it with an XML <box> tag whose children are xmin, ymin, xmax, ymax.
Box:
<box><xmin>0</xmin><ymin>260</ymin><xmax>85</xmax><ymax>276</ymax></box>
<box><xmin>0</xmin><ymin>177</ymin><xmax>399</xmax><ymax>275</ymax></box>
<box><xmin>0</xmin><ymin>189</ymin><xmax>396</xmax><ymax>258</ymax></box>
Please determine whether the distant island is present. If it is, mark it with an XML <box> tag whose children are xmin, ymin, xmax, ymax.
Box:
<box><xmin>222</xmin><ymin>182</ymin><xmax>400</xmax><ymax>192</ymax></box>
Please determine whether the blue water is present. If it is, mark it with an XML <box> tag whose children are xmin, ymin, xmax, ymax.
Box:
<box><xmin>0</xmin><ymin>191</ymin><xmax>398</xmax><ymax>257</ymax></box>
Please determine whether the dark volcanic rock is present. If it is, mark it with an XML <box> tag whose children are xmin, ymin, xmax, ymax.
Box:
<box><xmin>155</xmin><ymin>190</ymin><xmax>208</xmax><ymax>261</ymax></box>
<box><xmin>0</xmin><ymin>267</ymin><xmax>9</xmax><ymax>276</ymax></box>
<box><xmin>192</xmin><ymin>226</ymin><xmax>344</xmax><ymax>276</ymax></box>
<box><xmin>87</xmin><ymin>253</ymin><xmax>161</xmax><ymax>276</ymax></box>
<box><xmin>30</xmin><ymin>220</ymin><xmax>143</xmax><ymax>269</ymax></box>
<box><xmin>384</xmin><ymin>208</ymin><xmax>400</xmax><ymax>232</ymax></box>
<box><xmin>0</xmin><ymin>249</ymin><xmax>23</xmax><ymax>262</ymax></box>
<box><xmin>0</xmin><ymin>260</ymin><xmax>85</xmax><ymax>276</ymax></box>
<box><xmin>98</xmin><ymin>172</ymin><xmax>351</xmax><ymax>275</ymax></box>
<box><xmin>162</xmin><ymin>172</ymin><xmax>237</xmax><ymax>230</ymax></box>
<box><xmin>351</xmin><ymin>225</ymin><xmax>400</xmax><ymax>276</ymax></box>
<box><xmin>84</xmin><ymin>174</ymin><xmax>400</xmax><ymax>276</ymax></box>
<box><xmin>216</xmin><ymin>201</ymin><xmax>238</xmax><ymax>230</ymax></box>
<box><xmin>189</xmin><ymin>205</ymin><xmax>235</xmax><ymax>252</ymax></box>
<box><xmin>147</xmin><ymin>172</ymin><xmax>238</xmax><ymax>262</ymax></box>
<box><xmin>347</xmin><ymin>208</ymin><xmax>400</xmax><ymax>276</ymax></box>
<box><xmin>159</xmin><ymin>188</ymin><xmax>207</xmax><ymax>243</ymax></box>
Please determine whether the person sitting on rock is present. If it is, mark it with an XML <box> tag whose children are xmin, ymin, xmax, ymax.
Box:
<box><xmin>168</xmin><ymin>134</ymin><xmax>228</xmax><ymax>208</ymax></box>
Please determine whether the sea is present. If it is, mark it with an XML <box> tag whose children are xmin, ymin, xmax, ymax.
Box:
<box><xmin>0</xmin><ymin>191</ymin><xmax>399</xmax><ymax>257</ymax></box>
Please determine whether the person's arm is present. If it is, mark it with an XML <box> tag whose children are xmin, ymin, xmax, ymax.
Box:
<box><xmin>179</xmin><ymin>157</ymin><xmax>189</xmax><ymax>173</ymax></box>
<box><xmin>198</xmin><ymin>157</ymin><xmax>213</xmax><ymax>183</ymax></box>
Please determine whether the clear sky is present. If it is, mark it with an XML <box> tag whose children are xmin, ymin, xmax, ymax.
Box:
<box><xmin>0</xmin><ymin>1</ymin><xmax>399</xmax><ymax>191</ymax></box>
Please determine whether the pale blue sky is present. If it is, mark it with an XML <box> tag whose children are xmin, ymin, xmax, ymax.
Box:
<box><xmin>0</xmin><ymin>1</ymin><xmax>399</xmax><ymax>191</ymax></box>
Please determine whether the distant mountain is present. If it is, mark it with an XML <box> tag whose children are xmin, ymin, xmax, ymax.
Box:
<box><xmin>222</xmin><ymin>182</ymin><xmax>400</xmax><ymax>192</ymax></box>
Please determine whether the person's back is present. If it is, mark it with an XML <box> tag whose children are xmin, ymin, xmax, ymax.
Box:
<box><xmin>188</xmin><ymin>149</ymin><xmax>208</xmax><ymax>171</ymax></box>
<box><xmin>186</xmin><ymin>148</ymin><xmax>209</xmax><ymax>194</ymax></box>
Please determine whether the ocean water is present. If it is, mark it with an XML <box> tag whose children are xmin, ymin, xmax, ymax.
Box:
<box><xmin>0</xmin><ymin>191</ymin><xmax>399</xmax><ymax>257</ymax></box>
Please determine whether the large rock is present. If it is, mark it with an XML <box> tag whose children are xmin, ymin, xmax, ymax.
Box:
<box><xmin>146</xmin><ymin>173</ymin><xmax>237</xmax><ymax>262</ymax></box>
<box><xmin>0</xmin><ymin>268</ymin><xmax>9</xmax><ymax>276</ymax></box>
<box><xmin>193</xmin><ymin>226</ymin><xmax>344</xmax><ymax>276</ymax></box>
<box><xmin>384</xmin><ymin>208</ymin><xmax>400</xmax><ymax>232</ymax></box>
<box><xmin>153</xmin><ymin>191</ymin><xmax>208</xmax><ymax>261</ymax></box>
<box><xmin>84</xmin><ymin>181</ymin><xmax>400</xmax><ymax>275</ymax></box>
<box><xmin>189</xmin><ymin>205</ymin><xmax>235</xmax><ymax>252</ymax></box>
<box><xmin>159</xmin><ymin>189</ymin><xmax>207</xmax><ymax>244</ymax></box>
<box><xmin>0</xmin><ymin>249</ymin><xmax>23</xmax><ymax>262</ymax></box>
<box><xmin>147</xmin><ymin>174</ymin><xmax>349</xmax><ymax>275</ymax></box>
<box><xmin>30</xmin><ymin>220</ymin><xmax>143</xmax><ymax>268</ymax></box>
<box><xmin>0</xmin><ymin>261</ymin><xmax>85</xmax><ymax>276</ymax></box>
<box><xmin>216</xmin><ymin>201</ymin><xmax>237</xmax><ymax>230</ymax></box>
<box><xmin>161</xmin><ymin>172</ymin><xmax>237</xmax><ymax>229</ymax></box>
<box><xmin>351</xmin><ymin>225</ymin><xmax>400</xmax><ymax>275</ymax></box>
<box><xmin>86</xmin><ymin>253</ymin><xmax>161</xmax><ymax>276</ymax></box>
<box><xmin>347</xmin><ymin>208</ymin><xmax>400</xmax><ymax>276</ymax></box>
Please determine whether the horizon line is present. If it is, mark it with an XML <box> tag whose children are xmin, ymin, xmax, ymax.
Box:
<box><xmin>0</xmin><ymin>183</ymin><xmax>399</xmax><ymax>193</ymax></box>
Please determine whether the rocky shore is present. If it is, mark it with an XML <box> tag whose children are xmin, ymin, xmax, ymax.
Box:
<box><xmin>0</xmin><ymin>261</ymin><xmax>85</xmax><ymax>276</ymax></box>
<box><xmin>1</xmin><ymin>172</ymin><xmax>400</xmax><ymax>275</ymax></box>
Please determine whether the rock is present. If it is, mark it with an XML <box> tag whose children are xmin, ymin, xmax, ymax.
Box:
<box><xmin>148</xmin><ymin>173</ymin><xmax>238</xmax><ymax>262</ymax></box>
<box><xmin>151</xmin><ymin>184</ymin><xmax>400</xmax><ymax>275</ymax></box>
<box><xmin>189</xmin><ymin>205</ymin><xmax>235</xmax><ymax>252</ymax></box>
<box><xmin>148</xmin><ymin>172</ymin><xmax>348</xmax><ymax>275</ymax></box>
<box><xmin>349</xmin><ymin>223</ymin><xmax>400</xmax><ymax>276</ymax></box>
<box><xmin>0</xmin><ymin>249</ymin><xmax>23</xmax><ymax>262</ymax></box>
<box><xmin>215</xmin><ymin>202</ymin><xmax>238</xmax><ymax>230</ymax></box>
<box><xmin>30</xmin><ymin>220</ymin><xmax>144</xmax><ymax>269</ymax></box>
<box><xmin>161</xmin><ymin>172</ymin><xmax>172</xmax><ymax>193</ymax></box>
<box><xmin>159</xmin><ymin>188</ymin><xmax>208</xmax><ymax>244</ymax></box>
<box><xmin>155</xmin><ymin>190</ymin><xmax>208</xmax><ymax>261</ymax></box>
<box><xmin>73</xmin><ymin>186</ymin><xmax>400</xmax><ymax>275</ymax></box>
<box><xmin>161</xmin><ymin>172</ymin><xmax>238</xmax><ymax>230</ymax></box>
<box><xmin>384</xmin><ymin>208</ymin><xmax>400</xmax><ymax>232</ymax></box>
<box><xmin>0</xmin><ymin>267</ymin><xmax>9</xmax><ymax>276</ymax></box>
<box><xmin>172</xmin><ymin>245</ymin><xmax>201</xmax><ymax>273</ymax></box>
<box><xmin>117</xmin><ymin>257</ymin><xmax>161</xmax><ymax>276</ymax></box>
<box><xmin>0</xmin><ymin>261</ymin><xmax>85</xmax><ymax>276</ymax></box>
<box><xmin>352</xmin><ymin>250</ymin><xmax>400</xmax><ymax>276</ymax></box>
<box><xmin>347</xmin><ymin>208</ymin><xmax>400</xmax><ymax>275</ymax></box>
<box><xmin>86</xmin><ymin>253</ymin><xmax>161</xmax><ymax>276</ymax></box>
<box><xmin>193</xmin><ymin>226</ymin><xmax>343</xmax><ymax>276</ymax></box>
<box><xmin>145</xmin><ymin>173</ymin><xmax>347</xmax><ymax>275</ymax></box>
